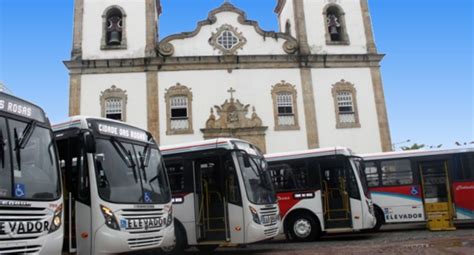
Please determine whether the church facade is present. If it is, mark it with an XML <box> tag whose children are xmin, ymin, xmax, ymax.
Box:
<box><xmin>65</xmin><ymin>0</ymin><xmax>392</xmax><ymax>154</ymax></box>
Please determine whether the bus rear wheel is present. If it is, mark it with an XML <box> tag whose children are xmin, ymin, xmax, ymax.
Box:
<box><xmin>288</xmin><ymin>213</ymin><xmax>320</xmax><ymax>242</ymax></box>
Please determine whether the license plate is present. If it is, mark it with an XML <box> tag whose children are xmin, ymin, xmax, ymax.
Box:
<box><xmin>122</xmin><ymin>218</ymin><xmax>165</xmax><ymax>230</ymax></box>
<box><xmin>261</xmin><ymin>215</ymin><xmax>278</xmax><ymax>225</ymax></box>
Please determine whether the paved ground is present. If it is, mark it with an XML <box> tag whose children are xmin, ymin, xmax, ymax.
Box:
<box><xmin>180</xmin><ymin>223</ymin><xmax>474</xmax><ymax>255</ymax></box>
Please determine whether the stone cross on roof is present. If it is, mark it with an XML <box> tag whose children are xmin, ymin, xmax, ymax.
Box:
<box><xmin>227</xmin><ymin>87</ymin><xmax>236</xmax><ymax>100</ymax></box>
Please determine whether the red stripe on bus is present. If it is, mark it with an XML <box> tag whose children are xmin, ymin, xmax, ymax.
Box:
<box><xmin>452</xmin><ymin>181</ymin><xmax>474</xmax><ymax>211</ymax></box>
<box><xmin>369</xmin><ymin>185</ymin><xmax>422</xmax><ymax>198</ymax></box>
<box><xmin>277</xmin><ymin>190</ymin><xmax>318</xmax><ymax>218</ymax></box>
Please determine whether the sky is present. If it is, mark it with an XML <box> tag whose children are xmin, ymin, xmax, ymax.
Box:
<box><xmin>0</xmin><ymin>0</ymin><xmax>472</xmax><ymax>150</ymax></box>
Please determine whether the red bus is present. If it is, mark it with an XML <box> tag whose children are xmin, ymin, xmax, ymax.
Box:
<box><xmin>361</xmin><ymin>148</ymin><xmax>474</xmax><ymax>230</ymax></box>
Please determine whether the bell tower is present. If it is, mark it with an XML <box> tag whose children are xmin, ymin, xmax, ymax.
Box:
<box><xmin>71</xmin><ymin>0</ymin><xmax>160</xmax><ymax>60</ymax></box>
<box><xmin>275</xmin><ymin>0</ymin><xmax>377</xmax><ymax>55</ymax></box>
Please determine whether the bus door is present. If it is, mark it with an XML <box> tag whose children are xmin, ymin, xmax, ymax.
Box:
<box><xmin>57</xmin><ymin>136</ymin><xmax>92</xmax><ymax>254</ymax></box>
<box><xmin>419</xmin><ymin>160</ymin><xmax>455</xmax><ymax>231</ymax></box>
<box><xmin>320</xmin><ymin>159</ymin><xmax>352</xmax><ymax>229</ymax></box>
<box><xmin>193</xmin><ymin>157</ymin><xmax>228</xmax><ymax>242</ymax></box>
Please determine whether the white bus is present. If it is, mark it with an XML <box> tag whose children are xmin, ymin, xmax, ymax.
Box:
<box><xmin>0</xmin><ymin>92</ymin><xmax>63</xmax><ymax>254</ymax></box>
<box><xmin>160</xmin><ymin>138</ymin><xmax>280</xmax><ymax>254</ymax></box>
<box><xmin>53</xmin><ymin>117</ymin><xmax>174</xmax><ymax>254</ymax></box>
<box><xmin>362</xmin><ymin>148</ymin><xmax>474</xmax><ymax>230</ymax></box>
<box><xmin>266</xmin><ymin>147</ymin><xmax>376</xmax><ymax>241</ymax></box>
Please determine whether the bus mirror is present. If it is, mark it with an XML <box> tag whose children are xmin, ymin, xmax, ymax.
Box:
<box><xmin>84</xmin><ymin>133</ymin><xmax>96</xmax><ymax>153</ymax></box>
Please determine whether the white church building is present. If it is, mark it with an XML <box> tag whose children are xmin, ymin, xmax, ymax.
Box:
<box><xmin>65</xmin><ymin>0</ymin><xmax>392</xmax><ymax>154</ymax></box>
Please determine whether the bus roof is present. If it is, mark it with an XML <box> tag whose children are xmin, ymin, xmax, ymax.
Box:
<box><xmin>361</xmin><ymin>147</ymin><xmax>474</xmax><ymax>161</ymax></box>
<box><xmin>160</xmin><ymin>138</ymin><xmax>252</xmax><ymax>156</ymax></box>
<box><xmin>0</xmin><ymin>91</ymin><xmax>48</xmax><ymax>123</ymax></box>
<box><xmin>265</xmin><ymin>147</ymin><xmax>354</xmax><ymax>161</ymax></box>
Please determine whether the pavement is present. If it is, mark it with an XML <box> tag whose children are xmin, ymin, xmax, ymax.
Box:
<box><xmin>179</xmin><ymin>223</ymin><xmax>474</xmax><ymax>255</ymax></box>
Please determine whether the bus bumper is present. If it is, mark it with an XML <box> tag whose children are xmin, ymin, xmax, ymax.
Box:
<box><xmin>0</xmin><ymin>227</ymin><xmax>63</xmax><ymax>255</ymax></box>
<box><xmin>94</xmin><ymin>224</ymin><xmax>175</xmax><ymax>254</ymax></box>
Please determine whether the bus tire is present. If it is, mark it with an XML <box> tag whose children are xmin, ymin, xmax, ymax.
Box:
<box><xmin>160</xmin><ymin>220</ymin><xmax>187</xmax><ymax>255</ymax></box>
<box><xmin>372</xmin><ymin>206</ymin><xmax>385</xmax><ymax>232</ymax></box>
<box><xmin>287</xmin><ymin>212</ymin><xmax>320</xmax><ymax>242</ymax></box>
<box><xmin>196</xmin><ymin>245</ymin><xmax>219</xmax><ymax>253</ymax></box>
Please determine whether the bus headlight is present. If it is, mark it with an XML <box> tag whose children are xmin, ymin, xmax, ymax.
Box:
<box><xmin>49</xmin><ymin>204</ymin><xmax>63</xmax><ymax>233</ymax></box>
<box><xmin>100</xmin><ymin>205</ymin><xmax>120</xmax><ymax>230</ymax></box>
<box><xmin>249</xmin><ymin>206</ymin><xmax>260</xmax><ymax>225</ymax></box>
<box><xmin>166</xmin><ymin>206</ymin><xmax>173</xmax><ymax>227</ymax></box>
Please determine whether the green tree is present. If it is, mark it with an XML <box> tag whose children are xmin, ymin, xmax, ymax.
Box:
<box><xmin>401</xmin><ymin>143</ymin><xmax>426</xmax><ymax>151</ymax></box>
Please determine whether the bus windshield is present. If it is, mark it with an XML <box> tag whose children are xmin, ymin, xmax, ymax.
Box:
<box><xmin>351</xmin><ymin>157</ymin><xmax>370</xmax><ymax>198</ymax></box>
<box><xmin>94</xmin><ymin>138</ymin><xmax>171</xmax><ymax>204</ymax></box>
<box><xmin>237</xmin><ymin>152</ymin><xmax>277</xmax><ymax>205</ymax></box>
<box><xmin>0</xmin><ymin>117</ymin><xmax>60</xmax><ymax>200</ymax></box>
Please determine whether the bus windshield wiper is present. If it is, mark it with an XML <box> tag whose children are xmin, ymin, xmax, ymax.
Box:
<box><xmin>13</xmin><ymin>121</ymin><xmax>37</xmax><ymax>171</ymax></box>
<box><xmin>110</xmin><ymin>137</ymin><xmax>138</xmax><ymax>182</ymax></box>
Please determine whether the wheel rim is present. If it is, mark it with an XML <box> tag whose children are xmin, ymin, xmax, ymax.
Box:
<box><xmin>293</xmin><ymin>218</ymin><xmax>312</xmax><ymax>239</ymax></box>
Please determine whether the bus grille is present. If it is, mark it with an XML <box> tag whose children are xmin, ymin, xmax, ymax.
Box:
<box><xmin>0</xmin><ymin>206</ymin><xmax>50</xmax><ymax>240</ymax></box>
<box><xmin>0</xmin><ymin>245</ymin><xmax>42</xmax><ymax>254</ymax></box>
<box><xmin>259</xmin><ymin>206</ymin><xmax>279</xmax><ymax>227</ymax></box>
<box><xmin>127</xmin><ymin>236</ymin><xmax>163</xmax><ymax>249</ymax></box>
<box><xmin>264</xmin><ymin>227</ymin><xmax>279</xmax><ymax>238</ymax></box>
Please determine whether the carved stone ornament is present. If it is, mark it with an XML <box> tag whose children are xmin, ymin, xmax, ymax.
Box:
<box><xmin>202</xmin><ymin>88</ymin><xmax>268</xmax><ymax>152</ymax></box>
<box><xmin>209</xmin><ymin>24</ymin><xmax>247</xmax><ymax>55</ymax></box>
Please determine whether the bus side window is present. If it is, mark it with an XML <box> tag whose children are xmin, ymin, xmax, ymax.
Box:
<box><xmin>380</xmin><ymin>159</ymin><xmax>413</xmax><ymax>186</ymax></box>
<box><xmin>458</xmin><ymin>153</ymin><xmax>474</xmax><ymax>181</ymax></box>
<box><xmin>166</xmin><ymin>162</ymin><xmax>185</xmax><ymax>193</ymax></box>
<box><xmin>268</xmin><ymin>164</ymin><xmax>296</xmax><ymax>191</ymax></box>
<box><xmin>364</xmin><ymin>162</ymin><xmax>380</xmax><ymax>187</ymax></box>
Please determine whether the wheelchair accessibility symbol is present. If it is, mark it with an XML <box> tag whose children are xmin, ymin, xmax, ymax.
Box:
<box><xmin>15</xmin><ymin>184</ymin><xmax>25</xmax><ymax>198</ymax></box>
<box><xmin>144</xmin><ymin>192</ymin><xmax>152</xmax><ymax>203</ymax></box>
<box><xmin>411</xmin><ymin>186</ymin><xmax>419</xmax><ymax>195</ymax></box>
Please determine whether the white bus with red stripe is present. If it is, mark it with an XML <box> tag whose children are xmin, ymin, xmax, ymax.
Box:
<box><xmin>160</xmin><ymin>138</ymin><xmax>280</xmax><ymax>254</ymax></box>
<box><xmin>266</xmin><ymin>147</ymin><xmax>375</xmax><ymax>242</ymax></box>
<box><xmin>361</xmin><ymin>148</ymin><xmax>474</xmax><ymax>230</ymax></box>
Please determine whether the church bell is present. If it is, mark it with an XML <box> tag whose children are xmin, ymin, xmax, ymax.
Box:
<box><xmin>330</xmin><ymin>26</ymin><xmax>339</xmax><ymax>35</ymax></box>
<box><xmin>108</xmin><ymin>31</ymin><xmax>121</xmax><ymax>45</ymax></box>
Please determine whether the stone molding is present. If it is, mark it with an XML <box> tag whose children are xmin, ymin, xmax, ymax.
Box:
<box><xmin>64</xmin><ymin>54</ymin><xmax>385</xmax><ymax>74</ymax></box>
<box><xmin>158</xmin><ymin>2</ymin><xmax>298</xmax><ymax>56</ymax></box>
<box><xmin>331</xmin><ymin>80</ymin><xmax>361</xmax><ymax>129</ymax></box>
<box><xmin>360</xmin><ymin>0</ymin><xmax>378</xmax><ymax>54</ymax></box>
<box><xmin>209</xmin><ymin>24</ymin><xmax>247</xmax><ymax>55</ymax></box>
<box><xmin>164</xmin><ymin>83</ymin><xmax>194</xmax><ymax>135</ymax></box>
<box><xmin>370</xmin><ymin>67</ymin><xmax>392</xmax><ymax>151</ymax></box>
<box><xmin>147</xmin><ymin>71</ymin><xmax>160</xmax><ymax>142</ymax></box>
<box><xmin>323</xmin><ymin>4</ymin><xmax>350</xmax><ymax>46</ymax></box>
<box><xmin>71</xmin><ymin>0</ymin><xmax>84</xmax><ymax>60</ymax></box>
<box><xmin>145</xmin><ymin>0</ymin><xmax>158</xmax><ymax>57</ymax></box>
<box><xmin>69</xmin><ymin>74</ymin><xmax>81</xmax><ymax>116</ymax></box>
<box><xmin>101</xmin><ymin>5</ymin><xmax>128</xmax><ymax>51</ymax></box>
<box><xmin>292</xmin><ymin>0</ymin><xmax>311</xmax><ymax>55</ymax></box>
<box><xmin>271</xmin><ymin>80</ymin><xmax>300</xmax><ymax>131</ymax></box>
<box><xmin>299</xmin><ymin>68</ymin><xmax>319</xmax><ymax>149</ymax></box>
<box><xmin>100</xmin><ymin>85</ymin><xmax>128</xmax><ymax>121</ymax></box>
<box><xmin>274</xmin><ymin>0</ymin><xmax>287</xmax><ymax>16</ymax></box>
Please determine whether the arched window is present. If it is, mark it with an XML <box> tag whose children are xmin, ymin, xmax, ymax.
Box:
<box><xmin>332</xmin><ymin>80</ymin><xmax>360</xmax><ymax>129</ymax></box>
<box><xmin>165</xmin><ymin>83</ymin><xmax>193</xmax><ymax>135</ymax></box>
<box><xmin>101</xmin><ymin>6</ymin><xmax>127</xmax><ymax>50</ymax></box>
<box><xmin>100</xmin><ymin>85</ymin><xmax>128</xmax><ymax>121</ymax></box>
<box><xmin>323</xmin><ymin>5</ymin><xmax>350</xmax><ymax>45</ymax></box>
<box><xmin>271</xmin><ymin>81</ymin><xmax>300</xmax><ymax>131</ymax></box>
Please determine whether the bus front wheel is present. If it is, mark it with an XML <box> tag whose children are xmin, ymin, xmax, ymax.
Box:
<box><xmin>287</xmin><ymin>213</ymin><xmax>320</xmax><ymax>242</ymax></box>
<box><xmin>161</xmin><ymin>222</ymin><xmax>187</xmax><ymax>255</ymax></box>
<box><xmin>372</xmin><ymin>207</ymin><xmax>385</xmax><ymax>231</ymax></box>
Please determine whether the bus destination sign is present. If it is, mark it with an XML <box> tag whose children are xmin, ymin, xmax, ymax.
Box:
<box><xmin>0</xmin><ymin>93</ymin><xmax>46</xmax><ymax>123</ymax></box>
<box><xmin>90</xmin><ymin>120</ymin><xmax>149</xmax><ymax>142</ymax></box>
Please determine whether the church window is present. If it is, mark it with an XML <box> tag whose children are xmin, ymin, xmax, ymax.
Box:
<box><xmin>323</xmin><ymin>5</ymin><xmax>350</xmax><ymax>45</ymax></box>
<box><xmin>101</xmin><ymin>6</ymin><xmax>127</xmax><ymax>50</ymax></box>
<box><xmin>100</xmin><ymin>85</ymin><xmax>127</xmax><ymax>122</ymax></box>
<box><xmin>332</xmin><ymin>80</ymin><xmax>360</xmax><ymax>129</ymax></box>
<box><xmin>272</xmin><ymin>81</ymin><xmax>300</xmax><ymax>131</ymax></box>
<box><xmin>209</xmin><ymin>24</ymin><xmax>247</xmax><ymax>55</ymax></box>
<box><xmin>165</xmin><ymin>83</ymin><xmax>193</xmax><ymax>135</ymax></box>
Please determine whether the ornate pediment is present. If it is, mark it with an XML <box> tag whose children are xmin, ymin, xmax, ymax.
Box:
<box><xmin>205</xmin><ymin>88</ymin><xmax>262</xmax><ymax>129</ymax></box>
